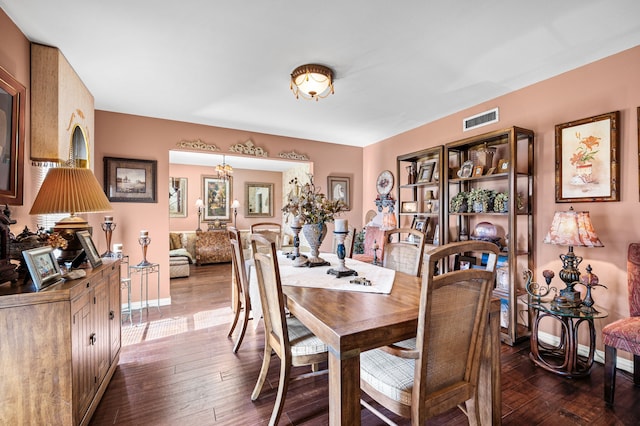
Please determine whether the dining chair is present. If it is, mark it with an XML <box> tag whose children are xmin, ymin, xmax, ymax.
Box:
<box><xmin>250</xmin><ymin>222</ymin><xmax>283</xmax><ymax>250</ymax></box>
<box><xmin>360</xmin><ymin>240</ymin><xmax>499</xmax><ymax>424</ymax></box>
<box><xmin>249</xmin><ymin>234</ymin><xmax>328</xmax><ymax>425</ymax></box>
<box><xmin>602</xmin><ymin>242</ymin><xmax>640</xmax><ymax>406</ymax></box>
<box><xmin>227</xmin><ymin>227</ymin><xmax>251</xmax><ymax>353</ymax></box>
<box><xmin>331</xmin><ymin>225</ymin><xmax>356</xmax><ymax>258</ymax></box>
<box><xmin>381</xmin><ymin>227</ymin><xmax>426</xmax><ymax>277</ymax></box>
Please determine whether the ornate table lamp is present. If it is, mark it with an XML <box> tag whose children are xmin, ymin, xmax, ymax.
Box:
<box><xmin>543</xmin><ymin>207</ymin><xmax>603</xmax><ymax>307</ymax></box>
<box><xmin>29</xmin><ymin>167</ymin><xmax>113</xmax><ymax>262</ymax></box>
<box><xmin>195</xmin><ymin>198</ymin><xmax>204</xmax><ymax>232</ymax></box>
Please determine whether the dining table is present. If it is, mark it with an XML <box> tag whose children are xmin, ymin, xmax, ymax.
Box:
<box><xmin>249</xmin><ymin>252</ymin><xmax>501</xmax><ymax>425</ymax></box>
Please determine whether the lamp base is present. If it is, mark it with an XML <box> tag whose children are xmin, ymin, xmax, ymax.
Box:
<box><xmin>559</xmin><ymin>287</ymin><xmax>582</xmax><ymax>308</ymax></box>
<box><xmin>53</xmin><ymin>215</ymin><xmax>92</xmax><ymax>262</ymax></box>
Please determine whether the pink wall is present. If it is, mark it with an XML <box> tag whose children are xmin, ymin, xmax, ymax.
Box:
<box><xmin>168</xmin><ymin>163</ymin><xmax>284</xmax><ymax>232</ymax></box>
<box><xmin>364</xmin><ymin>45</ymin><xmax>640</xmax><ymax>350</ymax></box>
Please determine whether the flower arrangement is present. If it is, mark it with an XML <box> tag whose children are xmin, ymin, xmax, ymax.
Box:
<box><xmin>450</xmin><ymin>191</ymin><xmax>468</xmax><ymax>212</ymax></box>
<box><xmin>282</xmin><ymin>174</ymin><xmax>346</xmax><ymax>224</ymax></box>
<box><xmin>570</xmin><ymin>132</ymin><xmax>600</xmax><ymax>167</ymax></box>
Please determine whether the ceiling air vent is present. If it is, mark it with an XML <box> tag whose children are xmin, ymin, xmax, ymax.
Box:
<box><xmin>463</xmin><ymin>108</ymin><xmax>499</xmax><ymax>131</ymax></box>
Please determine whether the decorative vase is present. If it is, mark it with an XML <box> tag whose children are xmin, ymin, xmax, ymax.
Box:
<box><xmin>302</xmin><ymin>222</ymin><xmax>328</xmax><ymax>266</ymax></box>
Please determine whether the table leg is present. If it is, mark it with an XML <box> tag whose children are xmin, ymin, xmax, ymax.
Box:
<box><xmin>328</xmin><ymin>348</ymin><xmax>361</xmax><ymax>426</ymax></box>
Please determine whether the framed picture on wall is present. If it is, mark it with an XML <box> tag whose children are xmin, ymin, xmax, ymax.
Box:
<box><xmin>246</xmin><ymin>182</ymin><xmax>274</xmax><ymax>217</ymax></box>
<box><xmin>202</xmin><ymin>175</ymin><xmax>232</xmax><ymax>220</ymax></box>
<box><xmin>327</xmin><ymin>176</ymin><xmax>351</xmax><ymax>210</ymax></box>
<box><xmin>104</xmin><ymin>157</ymin><xmax>158</xmax><ymax>203</ymax></box>
<box><xmin>555</xmin><ymin>111</ymin><xmax>620</xmax><ymax>202</ymax></box>
<box><xmin>169</xmin><ymin>177</ymin><xmax>188</xmax><ymax>218</ymax></box>
<box><xmin>0</xmin><ymin>66</ymin><xmax>25</xmax><ymax>205</ymax></box>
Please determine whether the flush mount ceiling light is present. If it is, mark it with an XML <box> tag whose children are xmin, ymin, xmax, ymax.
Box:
<box><xmin>290</xmin><ymin>64</ymin><xmax>334</xmax><ymax>101</ymax></box>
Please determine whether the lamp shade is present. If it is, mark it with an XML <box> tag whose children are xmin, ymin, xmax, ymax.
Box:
<box><xmin>29</xmin><ymin>167</ymin><xmax>112</xmax><ymax>215</ymax></box>
<box><xmin>543</xmin><ymin>209</ymin><xmax>603</xmax><ymax>247</ymax></box>
<box><xmin>195</xmin><ymin>198</ymin><xmax>204</xmax><ymax>208</ymax></box>
<box><xmin>231</xmin><ymin>199</ymin><xmax>241</xmax><ymax>209</ymax></box>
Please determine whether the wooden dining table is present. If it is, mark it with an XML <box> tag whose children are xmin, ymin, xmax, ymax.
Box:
<box><xmin>282</xmin><ymin>270</ymin><xmax>502</xmax><ymax>425</ymax></box>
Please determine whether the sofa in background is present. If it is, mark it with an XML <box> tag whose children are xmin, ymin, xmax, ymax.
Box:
<box><xmin>169</xmin><ymin>232</ymin><xmax>196</xmax><ymax>278</ymax></box>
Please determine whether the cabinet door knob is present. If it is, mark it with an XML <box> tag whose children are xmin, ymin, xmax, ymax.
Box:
<box><xmin>109</xmin><ymin>310</ymin><xmax>115</xmax><ymax>320</ymax></box>
<box><xmin>89</xmin><ymin>333</ymin><xmax>97</xmax><ymax>345</ymax></box>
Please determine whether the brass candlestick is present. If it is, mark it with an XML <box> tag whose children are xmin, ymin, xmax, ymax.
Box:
<box><xmin>101</xmin><ymin>221</ymin><xmax>116</xmax><ymax>258</ymax></box>
<box><xmin>138</xmin><ymin>235</ymin><xmax>151</xmax><ymax>266</ymax></box>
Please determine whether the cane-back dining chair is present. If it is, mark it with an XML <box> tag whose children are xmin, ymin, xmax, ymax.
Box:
<box><xmin>250</xmin><ymin>234</ymin><xmax>328</xmax><ymax>425</ymax></box>
<box><xmin>250</xmin><ymin>222</ymin><xmax>283</xmax><ymax>250</ymax></box>
<box><xmin>382</xmin><ymin>227</ymin><xmax>427</xmax><ymax>277</ymax></box>
<box><xmin>360</xmin><ymin>240</ymin><xmax>499</xmax><ymax>424</ymax></box>
<box><xmin>602</xmin><ymin>242</ymin><xmax>640</xmax><ymax>406</ymax></box>
<box><xmin>227</xmin><ymin>227</ymin><xmax>251</xmax><ymax>353</ymax></box>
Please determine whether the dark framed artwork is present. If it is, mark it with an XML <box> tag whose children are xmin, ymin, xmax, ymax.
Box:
<box><xmin>22</xmin><ymin>246</ymin><xmax>62</xmax><ymax>290</ymax></box>
<box><xmin>76</xmin><ymin>230</ymin><xmax>102</xmax><ymax>268</ymax></box>
<box><xmin>169</xmin><ymin>177</ymin><xmax>188</xmax><ymax>218</ymax></box>
<box><xmin>327</xmin><ymin>176</ymin><xmax>351</xmax><ymax>210</ymax></box>
<box><xmin>246</xmin><ymin>182</ymin><xmax>274</xmax><ymax>217</ymax></box>
<box><xmin>0</xmin><ymin>66</ymin><xmax>25</xmax><ymax>205</ymax></box>
<box><xmin>104</xmin><ymin>157</ymin><xmax>157</xmax><ymax>203</ymax></box>
<box><xmin>555</xmin><ymin>111</ymin><xmax>620</xmax><ymax>202</ymax></box>
<box><xmin>203</xmin><ymin>175</ymin><xmax>231</xmax><ymax>220</ymax></box>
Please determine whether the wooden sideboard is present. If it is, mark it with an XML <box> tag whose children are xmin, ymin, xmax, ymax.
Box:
<box><xmin>195</xmin><ymin>230</ymin><xmax>232</xmax><ymax>265</ymax></box>
<box><xmin>0</xmin><ymin>260</ymin><xmax>121</xmax><ymax>426</ymax></box>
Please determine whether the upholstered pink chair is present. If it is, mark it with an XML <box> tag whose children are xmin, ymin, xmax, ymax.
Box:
<box><xmin>602</xmin><ymin>242</ymin><xmax>640</xmax><ymax>406</ymax></box>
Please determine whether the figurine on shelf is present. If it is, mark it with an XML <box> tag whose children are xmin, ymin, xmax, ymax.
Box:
<box><xmin>406</xmin><ymin>164</ymin><xmax>417</xmax><ymax>185</ymax></box>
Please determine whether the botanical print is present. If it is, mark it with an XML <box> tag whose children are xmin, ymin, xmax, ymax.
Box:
<box><xmin>561</xmin><ymin>119</ymin><xmax>611</xmax><ymax>199</ymax></box>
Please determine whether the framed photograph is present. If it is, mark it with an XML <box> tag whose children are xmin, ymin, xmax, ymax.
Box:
<box><xmin>412</xmin><ymin>217</ymin><xmax>427</xmax><ymax>232</ymax></box>
<box><xmin>104</xmin><ymin>157</ymin><xmax>157</xmax><ymax>203</ymax></box>
<box><xmin>497</xmin><ymin>159</ymin><xmax>509</xmax><ymax>172</ymax></box>
<box><xmin>417</xmin><ymin>162</ymin><xmax>435</xmax><ymax>183</ymax></box>
<box><xmin>327</xmin><ymin>176</ymin><xmax>351</xmax><ymax>210</ymax></box>
<box><xmin>246</xmin><ymin>182</ymin><xmax>274</xmax><ymax>217</ymax></box>
<box><xmin>76</xmin><ymin>230</ymin><xmax>102</xmax><ymax>268</ymax></box>
<box><xmin>22</xmin><ymin>246</ymin><xmax>62</xmax><ymax>290</ymax></box>
<box><xmin>454</xmin><ymin>254</ymin><xmax>477</xmax><ymax>271</ymax></box>
<box><xmin>401</xmin><ymin>201</ymin><xmax>418</xmax><ymax>213</ymax></box>
<box><xmin>555</xmin><ymin>111</ymin><xmax>620</xmax><ymax>202</ymax></box>
<box><xmin>203</xmin><ymin>175</ymin><xmax>232</xmax><ymax>220</ymax></box>
<box><xmin>473</xmin><ymin>165</ymin><xmax>484</xmax><ymax>176</ymax></box>
<box><xmin>457</xmin><ymin>160</ymin><xmax>474</xmax><ymax>178</ymax></box>
<box><xmin>0</xmin><ymin>65</ymin><xmax>25</xmax><ymax>205</ymax></box>
<box><xmin>485</xmin><ymin>167</ymin><xmax>496</xmax><ymax>176</ymax></box>
<box><xmin>169</xmin><ymin>177</ymin><xmax>187</xmax><ymax>218</ymax></box>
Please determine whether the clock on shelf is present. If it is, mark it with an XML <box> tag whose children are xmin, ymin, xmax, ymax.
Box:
<box><xmin>376</xmin><ymin>170</ymin><xmax>394</xmax><ymax>196</ymax></box>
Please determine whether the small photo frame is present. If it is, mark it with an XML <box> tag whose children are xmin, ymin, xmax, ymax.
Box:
<box><xmin>485</xmin><ymin>167</ymin><xmax>496</xmax><ymax>176</ymax></box>
<box><xmin>412</xmin><ymin>218</ymin><xmax>427</xmax><ymax>232</ymax></box>
<box><xmin>401</xmin><ymin>201</ymin><xmax>418</xmax><ymax>213</ymax></box>
<box><xmin>473</xmin><ymin>165</ymin><xmax>484</xmax><ymax>176</ymax></box>
<box><xmin>457</xmin><ymin>160</ymin><xmax>474</xmax><ymax>178</ymax></box>
<box><xmin>76</xmin><ymin>230</ymin><xmax>103</xmax><ymax>268</ymax></box>
<box><xmin>497</xmin><ymin>159</ymin><xmax>509</xmax><ymax>172</ymax></box>
<box><xmin>22</xmin><ymin>246</ymin><xmax>63</xmax><ymax>291</ymax></box>
<box><xmin>417</xmin><ymin>162</ymin><xmax>435</xmax><ymax>183</ymax></box>
<box><xmin>454</xmin><ymin>254</ymin><xmax>477</xmax><ymax>270</ymax></box>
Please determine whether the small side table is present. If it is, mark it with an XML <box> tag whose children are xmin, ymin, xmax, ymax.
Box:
<box><xmin>528</xmin><ymin>300</ymin><xmax>608</xmax><ymax>378</ymax></box>
<box><xmin>129</xmin><ymin>262</ymin><xmax>161</xmax><ymax>324</ymax></box>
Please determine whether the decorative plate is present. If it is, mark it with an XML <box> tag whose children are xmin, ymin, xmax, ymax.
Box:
<box><xmin>376</xmin><ymin>170</ymin><xmax>394</xmax><ymax>195</ymax></box>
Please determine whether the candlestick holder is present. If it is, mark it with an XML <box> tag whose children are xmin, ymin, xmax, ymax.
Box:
<box><xmin>137</xmin><ymin>236</ymin><xmax>152</xmax><ymax>267</ymax></box>
<box><xmin>372</xmin><ymin>241</ymin><xmax>381</xmax><ymax>266</ymax></box>
<box><xmin>288</xmin><ymin>225</ymin><xmax>309</xmax><ymax>267</ymax></box>
<box><xmin>101</xmin><ymin>221</ymin><xmax>116</xmax><ymax>258</ymax></box>
<box><xmin>328</xmin><ymin>231</ymin><xmax>358</xmax><ymax>277</ymax></box>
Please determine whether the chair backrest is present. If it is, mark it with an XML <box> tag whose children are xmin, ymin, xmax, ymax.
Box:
<box><xmin>228</xmin><ymin>227</ymin><xmax>249</xmax><ymax>298</ymax></box>
<box><xmin>414</xmin><ymin>240</ymin><xmax>499</xmax><ymax>419</ymax></box>
<box><xmin>382</xmin><ymin>227</ymin><xmax>426</xmax><ymax>277</ymax></box>
<box><xmin>628</xmin><ymin>243</ymin><xmax>640</xmax><ymax>317</ymax></box>
<box><xmin>331</xmin><ymin>225</ymin><xmax>356</xmax><ymax>258</ymax></box>
<box><xmin>251</xmin><ymin>222</ymin><xmax>283</xmax><ymax>250</ymax></box>
<box><xmin>250</xmin><ymin>233</ymin><xmax>289</xmax><ymax>358</ymax></box>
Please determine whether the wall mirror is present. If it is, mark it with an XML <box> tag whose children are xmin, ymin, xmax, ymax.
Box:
<box><xmin>245</xmin><ymin>182</ymin><xmax>273</xmax><ymax>217</ymax></box>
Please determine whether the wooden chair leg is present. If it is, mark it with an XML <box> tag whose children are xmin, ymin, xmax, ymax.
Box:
<box><xmin>232</xmin><ymin>305</ymin><xmax>249</xmax><ymax>354</ymax></box>
<box><xmin>634</xmin><ymin>354</ymin><xmax>640</xmax><ymax>387</ymax></box>
<box><xmin>604</xmin><ymin>345</ymin><xmax>617</xmax><ymax>406</ymax></box>
<box><xmin>251</xmin><ymin>344</ymin><xmax>272</xmax><ymax>401</ymax></box>
<box><xmin>227</xmin><ymin>298</ymin><xmax>241</xmax><ymax>338</ymax></box>
<box><xmin>268</xmin><ymin>357</ymin><xmax>291</xmax><ymax>426</ymax></box>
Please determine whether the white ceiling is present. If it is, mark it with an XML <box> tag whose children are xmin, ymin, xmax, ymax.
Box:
<box><xmin>2</xmin><ymin>1</ymin><xmax>640</xmax><ymax>148</ymax></box>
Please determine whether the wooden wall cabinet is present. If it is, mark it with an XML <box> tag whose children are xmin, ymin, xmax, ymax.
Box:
<box><xmin>0</xmin><ymin>260</ymin><xmax>121</xmax><ymax>425</ymax></box>
<box><xmin>444</xmin><ymin>126</ymin><xmax>534</xmax><ymax>345</ymax></box>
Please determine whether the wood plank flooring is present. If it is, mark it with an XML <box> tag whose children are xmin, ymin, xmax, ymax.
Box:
<box><xmin>90</xmin><ymin>263</ymin><xmax>640</xmax><ymax>425</ymax></box>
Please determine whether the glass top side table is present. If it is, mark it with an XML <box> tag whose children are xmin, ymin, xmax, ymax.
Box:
<box><xmin>528</xmin><ymin>300</ymin><xmax>608</xmax><ymax>378</ymax></box>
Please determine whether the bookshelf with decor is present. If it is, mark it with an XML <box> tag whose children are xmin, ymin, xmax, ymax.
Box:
<box><xmin>396</xmin><ymin>145</ymin><xmax>445</xmax><ymax>248</ymax></box>
<box><xmin>444</xmin><ymin>127</ymin><xmax>534</xmax><ymax>345</ymax></box>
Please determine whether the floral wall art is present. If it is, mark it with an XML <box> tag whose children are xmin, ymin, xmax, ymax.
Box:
<box><xmin>555</xmin><ymin>111</ymin><xmax>619</xmax><ymax>202</ymax></box>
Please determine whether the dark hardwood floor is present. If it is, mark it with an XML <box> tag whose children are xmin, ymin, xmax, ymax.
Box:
<box><xmin>90</xmin><ymin>263</ymin><xmax>640</xmax><ymax>425</ymax></box>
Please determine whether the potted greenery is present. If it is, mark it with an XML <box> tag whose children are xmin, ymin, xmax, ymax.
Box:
<box><xmin>493</xmin><ymin>191</ymin><xmax>524</xmax><ymax>212</ymax></box>
<box><xmin>450</xmin><ymin>191</ymin><xmax>468</xmax><ymax>213</ymax></box>
<box><xmin>467</xmin><ymin>188</ymin><xmax>495</xmax><ymax>213</ymax></box>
